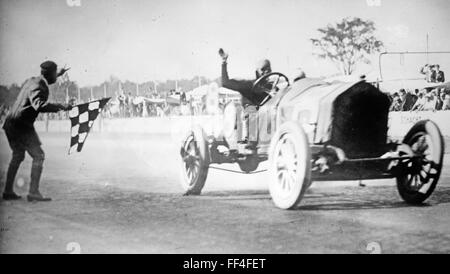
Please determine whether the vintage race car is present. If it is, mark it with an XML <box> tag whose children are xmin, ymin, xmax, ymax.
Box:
<box><xmin>179</xmin><ymin>72</ymin><xmax>445</xmax><ymax>209</ymax></box>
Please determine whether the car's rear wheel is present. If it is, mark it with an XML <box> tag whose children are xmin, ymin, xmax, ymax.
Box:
<box><xmin>180</xmin><ymin>126</ymin><xmax>210</xmax><ymax>195</ymax></box>
<box><xmin>268</xmin><ymin>122</ymin><xmax>311</xmax><ymax>209</ymax></box>
<box><xmin>396</xmin><ymin>120</ymin><xmax>444</xmax><ymax>204</ymax></box>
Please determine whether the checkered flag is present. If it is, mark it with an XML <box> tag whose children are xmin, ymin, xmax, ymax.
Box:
<box><xmin>68</xmin><ymin>98</ymin><xmax>110</xmax><ymax>154</ymax></box>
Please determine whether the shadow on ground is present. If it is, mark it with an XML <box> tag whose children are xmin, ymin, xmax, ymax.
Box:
<box><xmin>193</xmin><ymin>186</ymin><xmax>450</xmax><ymax>211</ymax></box>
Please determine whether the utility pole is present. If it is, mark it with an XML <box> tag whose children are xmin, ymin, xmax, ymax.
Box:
<box><xmin>103</xmin><ymin>84</ymin><xmax>107</xmax><ymax>98</ymax></box>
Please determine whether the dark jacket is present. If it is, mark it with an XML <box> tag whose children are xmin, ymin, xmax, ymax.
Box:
<box><xmin>221</xmin><ymin>62</ymin><xmax>266</xmax><ymax>105</ymax></box>
<box><xmin>3</xmin><ymin>76</ymin><xmax>62</xmax><ymax>130</ymax></box>
<box><xmin>436</xmin><ymin>71</ymin><xmax>445</xmax><ymax>83</ymax></box>
<box><xmin>401</xmin><ymin>93</ymin><xmax>417</xmax><ymax>111</ymax></box>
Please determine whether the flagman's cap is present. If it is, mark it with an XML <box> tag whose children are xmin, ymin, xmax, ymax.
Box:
<box><xmin>40</xmin><ymin>61</ymin><xmax>57</xmax><ymax>72</ymax></box>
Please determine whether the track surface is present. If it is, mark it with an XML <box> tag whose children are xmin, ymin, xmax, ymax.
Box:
<box><xmin>1</xmin><ymin>132</ymin><xmax>450</xmax><ymax>253</ymax></box>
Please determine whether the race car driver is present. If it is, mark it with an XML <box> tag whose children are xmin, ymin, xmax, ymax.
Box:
<box><xmin>219</xmin><ymin>48</ymin><xmax>272</xmax><ymax>143</ymax></box>
<box><xmin>219</xmin><ymin>48</ymin><xmax>271</xmax><ymax>106</ymax></box>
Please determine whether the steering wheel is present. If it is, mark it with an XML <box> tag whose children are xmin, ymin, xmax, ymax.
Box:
<box><xmin>252</xmin><ymin>72</ymin><xmax>289</xmax><ymax>106</ymax></box>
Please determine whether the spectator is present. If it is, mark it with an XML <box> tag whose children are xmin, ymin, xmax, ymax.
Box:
<box><xmin>389</xmin><ymin>92</ymin><xmax>398</xmax><ymax>102</ymax></box>
<box><xmin>422</xmin><ymin>93</ymin><xmax>436</xmax><ymax>111</ymax></box>
<box><xmin>436</xmin><ymin>92</ymin><xmax>445</xmax><ymax>110</ymax></box>
<box><xmin>442</xmin><ymin>93</ymin><xmax>450</xmax><ymax>110</ymax></box>
<box><xmin>118</xmin><ymin>92</ymin><xmax>126</xmax><ymax>117</ymax></box>
<box><xmin>434</xmin><ymin>65</ymin><xmax>445</xmax><ymax>83</ymax></box>
<box><xmin>180</xmin><ymin>91</ymin><xmax>186</xmax><ymax>103</ymax></box>
<box><xmin>420</xmin><ymin>64</ymin><xmax>435</xmax><ymax>82</ymax></box>
<box><xmin>125</xmin><ymin>92</ymin><xmax>132</xmax><ymax>117</ymax></box>
<box><xmin>399</xmin><ymin>88</ymin><xmax>406</xmax><ymax>104</ymax></box>
<box><xmin>402</xmin><ymin>89</ymin><xmax>418</xmax><ymax>111</ymax></box>
<box><xmin>411</xmin><ymin>92</ymin><xmax>426</xmax><ymax>111</ymax></box>
<box><xmin>389</xmin><ymin>93</ymin><xmax>402</xmax><ymax>111</ymax></box>
<box><xmin>412</xmin><ymin>89</ymin><xmax>419</xmax><ymax>104</ymax></box>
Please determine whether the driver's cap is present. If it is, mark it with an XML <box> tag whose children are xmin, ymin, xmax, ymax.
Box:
<box><xmin>255</xmin><ymin>59</ymin><xmax>271</xmax><ymax>71</ymax></box>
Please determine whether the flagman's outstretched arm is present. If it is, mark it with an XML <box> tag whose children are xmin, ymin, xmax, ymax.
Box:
<box><xmin>57</xmin><ymin>66</ymin><xmax>70</xmax><ymax>78</ymax></box>
<box><xmin>29</xmin><ymin>88</ymin><xmax>70</xmax><ymax>113</ymax></box>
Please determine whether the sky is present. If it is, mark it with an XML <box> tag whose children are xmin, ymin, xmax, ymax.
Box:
<box><xmin>0</xmin><ymin>0</ymin><xmax>449</xmax><ymax>86</ymax></box>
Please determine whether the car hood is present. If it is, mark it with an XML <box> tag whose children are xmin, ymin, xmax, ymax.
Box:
<box><xmin>278</xmin><ymin>78</ymin><xmax>365</xmax><ymax>143</ymax></box>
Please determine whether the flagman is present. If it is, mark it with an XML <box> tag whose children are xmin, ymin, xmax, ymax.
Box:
<box><xmin>2</xmin><ymin>61</ymin><xmax>71</xmax><ymax>202</ymax></box>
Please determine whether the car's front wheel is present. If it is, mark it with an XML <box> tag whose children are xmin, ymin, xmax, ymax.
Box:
<box><xmin>396</xmin><ymin>120</ymin><xmax>444</xmax><ymax>204</ymax></box>
<box><xmin>268</xmin><ymin>122</ymin><xmax>311</xmax><ymax>209</ymax></box>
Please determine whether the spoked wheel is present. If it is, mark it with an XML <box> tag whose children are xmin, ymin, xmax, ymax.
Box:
<box><xmin>179</xmin><ymin>126</ymin><xmax>210</xmax><ymax>195</ymax></box>
<box><xmin>268</xmin><ymin>122</ymin><xmax>311</xmax><ymax>209</ymax></box>
<box><xmin>396</xmin><ymin>120</ymin><xmax>444</xmax><ymax>204</ymax></box>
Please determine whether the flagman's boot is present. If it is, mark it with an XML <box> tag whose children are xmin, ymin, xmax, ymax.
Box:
<box><xmin>27</xmin><ymin>193</ymin><xmax>51</xmax><ymax>202</ymax></box>
<box><xmin>2</xmin><ymin>192</ymin><xmax>22</xmax><ymax>200</ymax></box>
<box><xmin>27</xmin><ymin>158</ymin><xmax>51</xmax><ymax>202</ymax></box>
<box><xmin>3</xmin><ymin>151</ymin><xmax>25</xmax><ymax>200</ymax></box>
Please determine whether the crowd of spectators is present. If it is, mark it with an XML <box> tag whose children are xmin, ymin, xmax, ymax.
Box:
<box><xmin>0</xmin><ymin>88</ymin><xmax>229</xmax><ymax>124</ymax></box>
<box><xmin>102</xmin><ymin>87</ymin><xmax>240</xmax><ymax>118</ymax></box>
<box><xmin>389</xmin><ymin>87</ymin><xmax>450</xmax><ymax>112</ymax></box>
<box><xmin>107</xmin><ymin>91</ymin><xmax>167</xmax><ymax>118</ymax></box>
<box><xmin>102</xmin><ymin>89</ymin><xmax>226</xmax><ymax>118</ymax></box>
<box><xmin>389</xmin><ymin>64</ymin><xmax>448</xmax><ymax>112</ymax></box>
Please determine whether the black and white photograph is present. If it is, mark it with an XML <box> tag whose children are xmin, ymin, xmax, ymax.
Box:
<box><xmin>0</xmin><ymin>0</ymin><xmax>450</xmax><ymax>257</ymax></box>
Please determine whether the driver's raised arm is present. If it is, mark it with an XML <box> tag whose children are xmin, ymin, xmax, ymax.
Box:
<box><xmin>221</xmin><ymin>60</ymin><xmax>254</xmax><ymax>101</ymax></box>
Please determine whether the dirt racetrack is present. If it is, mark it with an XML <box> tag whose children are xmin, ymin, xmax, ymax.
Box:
<box><xmin>1</xmin><ymin>132</ymin><xmax>450</xmax><ymax>253</ymax></box>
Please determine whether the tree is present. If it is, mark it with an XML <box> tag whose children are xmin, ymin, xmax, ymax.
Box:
<box><xmin>311</xmin><ymin>17</ymin><xmax>384</xmax><ymax>75</ymax></box>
